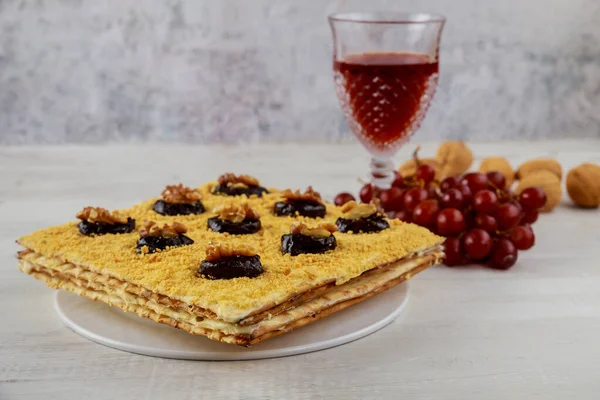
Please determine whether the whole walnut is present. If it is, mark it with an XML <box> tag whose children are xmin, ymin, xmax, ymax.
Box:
<box><xmin>566</xmin><ymin>163</ymin><xmax>600</xmax><ymax>208</ymax></box>
<box><xmin>515</xmin><ymin>170</ymin><xmax>562</xmax><ymax>213</ymax></box>
<box><xmin>398</xmin><ymin>157</ymin><xmax>442</xmax><ymax>180</ymax></box>
<box><xmin>516</xmin><ymin>158</ymin><xmax>562</xmax><ymax>180</ymax></box>
<box><xmin>435</xmin><ymin>141</ymin><xmax>474</xmax><ymax>178</ymax></box>
<box><xmin>478</xmin><ymin>157</ymin><xmax>514</xmax><ymax>187</ymax></box>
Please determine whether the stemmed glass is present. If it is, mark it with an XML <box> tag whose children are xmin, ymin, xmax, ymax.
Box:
<box><xmin>329</xmin><ymin>12</ymin><xmax>445</xmax><ymax>189</ymax></box>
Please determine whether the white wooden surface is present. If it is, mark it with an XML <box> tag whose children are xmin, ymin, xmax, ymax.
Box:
<box><xmin>1</xmin><ymin>141</ymin><xmax>600</xmax><ymax>400</ymax></box>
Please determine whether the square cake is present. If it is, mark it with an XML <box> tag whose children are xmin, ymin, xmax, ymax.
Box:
<box><xmin>17</xmin><ymin>175</ymin><xmax>444</xmax><ymax>346</ymax></box>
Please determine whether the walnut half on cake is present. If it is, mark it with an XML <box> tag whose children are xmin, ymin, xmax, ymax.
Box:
<box><xmin>198</xmin><ymin>243</ymin><xmax>263</xmax><ymax>280</ymax></box>
<box><xmin>213</xmin><ymin>173</ymin><xmax>269</xmax><ymax>198</ymax></box>
<box><xmin>152</xmin><ymin>184</ymin><xmax>206</xmax><ymax>216</ymax></box>
<box><xmin>76</xmin><ymin>207</ymin><xmax>135</xmax><ymax>236</ymax></box>
<box><xmin>281</xmin><ymin>222</ymin><xmax>338</xmax><ymax>256</ymax></box>
<box><xmin>207</xmin><ymin>204</ymin><xmax>262</xmax><ymax>235</ymax></box>
<box><xmin>336</xmin><ymin>201</ymin><xmax>390</xmax><ymax>233</ymax></box>
<box><xmin>274</xmin><ymin>186</ymin><xmax>327</xmax><ymax>218</ymax></box>
<box><xmin>136</xmin><ymin>221</ymin><xmax>194</xmax><ymax>254</ymax></box>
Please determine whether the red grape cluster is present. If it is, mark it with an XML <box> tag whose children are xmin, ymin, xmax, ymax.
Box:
<box><xmin>334</xmin><ymin>166</ymin><xmax>547</xmax><ymax>270</ymax></box>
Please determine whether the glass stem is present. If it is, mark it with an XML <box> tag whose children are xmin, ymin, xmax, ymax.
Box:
<box><xmin>370</xmin><ymin>157</ymin><xmax>395</xmax><ymax>189</ymax></box>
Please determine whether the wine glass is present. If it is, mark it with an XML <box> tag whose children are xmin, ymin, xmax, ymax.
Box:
<box><xmin>329</xmin><ymin>12</ymin><xmax>445</xmax><ymax>189</ymax></box>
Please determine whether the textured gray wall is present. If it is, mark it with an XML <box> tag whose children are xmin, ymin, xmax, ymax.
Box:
<box><xmin>1</xmin><ymin>0</ymin><xmax>600</xmax><ymax>144</ymax></box>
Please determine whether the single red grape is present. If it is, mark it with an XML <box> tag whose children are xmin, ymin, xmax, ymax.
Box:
<box><xmin>474</xmin><ymin>213</ymin><xmax>498</xmax><ymax>233</ymax></box>
<box><xmin>334</xmin><ymin>192</ymin><xmax>355</xmax><ymax>206</ymax></box>
<box><xmin>495</xmin><ymin>203</ymin><xmax>522</xmax><ymax>230</ymax></box>
<box><xmin>403</xmin><ymin>187</ymin><xmax>429</xmax><ymax>211</ymax></box>
<box><xmin>509</xmin><ymin>225</ymin><xmax>535</xmax><ymax>250</ymax></box>
<box><xmin>521</xmin><ymin>207</ymin><xmax>539</xmax><ymax>224</ymax></box>
<box><xmin>415</xmin><ymin>164</ymin><xmax>436</xmax><ymax>184</ymax></box>
<box><xmin>360</xmin><ymin>184</ymin><xmax>374</xmax><ymax>203</ymax></box>
<box><xmin>463</xmin><ymin>228</ymin><xmax>493</xmax><ymax>260</ymax></box>
<box><xmin>519</xmin><ymin>187</ymin><xmax>547</xmax><ymax>210</ymax></box>
<box><xmin>440</xmin><ymin>188</ymin><xmax>464</xmax><ymax>209</ymax></box>
<box><xmin>486</xmin><ymin>171</ymin><xmax>506</xmax><ymax>190</ymax></box>
<box><xmin>457</xmin><ymin>184</ymin><xmax>473</xmax><ymax>204</ymax></box>
<box><xmin>379</xmin><ymin>187</ymin><xmax>405</xmax><ymax>212</ymax></box>
<box><xmin>489</xmin><ymin>239</ymin><xmax>518</xmax><ymax>269</ymax></box>
<box><xmin>440</xmin><ymin>176</ymin><xmax>460</xmax><ymax>192</ymax></box>
<box><xmin>413</xmin><ymin>199</ymin><xmax>440</xmax><ymax>227</ymax></box>
<box><xmin>394</xmin><ymin>210</ymin><xmax>413</xmax><ymax>223</ymax></box>
<box><xmin>473</xmin><ymin>189</ymin><xmax>499</xmax><ymax>214</ymax></box>
<box><xmin>460</xmin><ymin>172</ymin><xmax>489</xmax><ymax>194</ymax></box>
<box><xmin>436</xmin><ymin>208</ymin><xmax>466</xmax><ymax>236</ymax></box>
<box><xmin>512</xmin><ymin>200</ymin><xmax>523</xmax><ymax>213</ymax></box>
<box><xmin>442</xmin><ymin>237</ymin><xmax>467</xmax><ymax>267</ymax></box>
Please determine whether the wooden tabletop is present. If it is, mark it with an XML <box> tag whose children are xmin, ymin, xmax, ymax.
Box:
<box><xmin>2</xmin><ymin>140</ymin><xmax>599</xmax><ymax>400</ymax></box>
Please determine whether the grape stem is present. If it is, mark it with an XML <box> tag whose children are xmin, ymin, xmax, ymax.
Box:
<box><xmin>412</xmin><ymin>146</ymin><xmax>423</xmax><ymax>167</ymax></box>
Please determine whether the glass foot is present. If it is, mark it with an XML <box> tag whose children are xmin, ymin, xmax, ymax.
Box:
<box><xmin>370</xmin><ymin>157</ymin><xmax>395</xmax><ymax>189</ymax></box>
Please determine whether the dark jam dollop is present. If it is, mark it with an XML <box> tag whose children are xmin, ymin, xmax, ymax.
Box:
<box><xmin>274</xmin><ymin>200</ymin><xmax>326</xmax><ymax>218</ymax></box>
<box><xmin>335</xmin><ymin>214</ymin><xmax>390</xmax><ymax>233</ymax></box>
<box><xmin>207</xmin><ymin>217</ymin><xmax>261</xmax><ymax>235</ymax></box>
<box><xmin>152</xmin><ymin>200</ymin><xmax>205</xmax><ymax>216</ymax></box>
<box><xmin>136</xmin><ymin>234</ymin><xmax>194</xmax><ymax>254</ymax></box>
<box><xmin>213</xmin><ymin>184</ymin><xmax>268</xmax><ymax>198</ymax></box>
<box><xmin>281</xmin><ymin>233</ymin><xmax>337</xmax><ymax>256</ymax></box>
<box><xmin>198</xmin><ymin>255</ymin><xmax>263</xmax><ymax>280</ymax></box>
<box><xmin>78</xmin><ymin>218</ymin><xmax>136</xmax><ymax>236</ymax></box>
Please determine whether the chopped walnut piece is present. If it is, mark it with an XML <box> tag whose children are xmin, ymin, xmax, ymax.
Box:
<box><xmin>281</xmin><ymin>186</ymin><xmax>323</xmax><ymax>204</ymax></box>
<box><xmin>139</xmin><ymin>221</ymin><xmax>188</xmax><ymax>238</ymax></box>
<box><xmin>217</xmin><ymin>173</ymin><xmax>260</xmax><ymax>188</ymax></box>
<box><xmin>204</xmin><ymin>242</ymin><xmax>257</xmax><ymax>261</ymax></box>
<box><xmin>161</xmin><ymin>184</ymin><xmax>202</xmax><ymax>204</ymax></box>
<box><xmin>290</xmin><ymin>222</ymin><xmax>338</xmax><ymax>238</ymax></box>
<box><xmin>370</xmin><ymin>198</ymin><xmax>385</xmax><ymax>214</ymax></box>
<box><xmin>76</xmin><ymin>207</ymin><xmax>128</xmax><ymax>225</ymax></box>
<box><xmin>340</xmin><ymin>201</ymin><xmax>378</xmax><ymax>220</ymax></box>
<box><xmin>212</xmin><ymin>203</ymin><xmax>260</xmax><ymax>223</ymax></box>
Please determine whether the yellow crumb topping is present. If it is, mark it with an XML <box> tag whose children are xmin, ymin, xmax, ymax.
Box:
<box><xmin>18</xmin><ymin>182</ymin><xmax>443</xmax><ymax>323</ymax></box>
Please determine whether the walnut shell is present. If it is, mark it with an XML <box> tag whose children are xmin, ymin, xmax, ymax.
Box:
<box><xmin>435</xmin><ymin>141</ymin><xmax>474</xmax><ymax>178</ymax></box>
<box><xmin>515</xmin><ymin>170</ymin><xmax>562</xmax><ymax>213</ymax></box>
<box><xmin>398</xmin><ymin>158</ymin><xmax>442</xmax><ymax>180</ymax></box>
<box><xmin>566</xmin><ymin>163</ymin><xmax>600</xmax><ymax>208</ymax></box>
<box><xmin>478</xmin><ymin>157</ymin><xmax>514</xmax><ymax>187</ymax></box>
<box><xmin>516</xmin><ymin>158</ymin><xmax>562</xmax><ymax>180</ymax></box>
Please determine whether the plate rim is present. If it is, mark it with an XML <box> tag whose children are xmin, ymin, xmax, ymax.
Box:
<box><xmin>54</xmin><ymin>283</ymin><xmax>410</xmax><ymax>361</ymax></box>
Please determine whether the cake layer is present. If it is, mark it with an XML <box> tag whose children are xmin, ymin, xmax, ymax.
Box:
<box><xmin>17</xmin><ymin>183</ymin><xmax>444</xmax><ymax>323</ymax></box>
<box><xmin>18</xmin><ymin>249</ymin><xmax>442</xmax><ymax>346</ymax></box>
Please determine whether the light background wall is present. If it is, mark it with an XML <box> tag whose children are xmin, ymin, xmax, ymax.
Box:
<box><xmin>1</xmin><ymin>0</ymin><xmax>599</xmax><ymax>144</ymax></box>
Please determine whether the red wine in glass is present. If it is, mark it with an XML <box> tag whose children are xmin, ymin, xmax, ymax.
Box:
<box><xmin>329</xmin><ymin>13</ymin><xmax>445</xmax><ymax>188</ymax></box>
<box><xmin>334</xmin><ymin>52</ymin><xmax>438</xmax><ymax>153</ymax></box>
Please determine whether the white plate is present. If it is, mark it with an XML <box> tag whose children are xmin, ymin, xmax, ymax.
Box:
<box><xmin>54</xmin><ymin>282</ymin><xmax>409</xmax><ymax>360</ymax></box>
